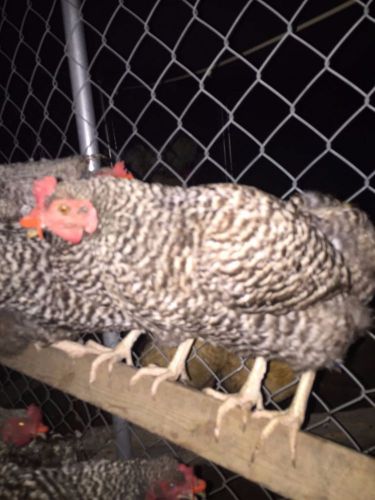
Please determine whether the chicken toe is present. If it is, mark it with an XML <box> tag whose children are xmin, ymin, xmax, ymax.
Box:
<box><xmin>130</xmin><ymin>338</ymin><xmax>195</xmax><ymax>397</ymax></box>
<box><xmin>52</xmin><ymin>339</ymin><xmax>103</xmax><ymax>357</ymax></box>
<box><xmin>88</xmin><ymin>329</ymin><xmax>143</xmax><ymax>383</ymax></box>
<box><xmin>251</xmin><ymin>369</ymin><xmax>316</xmax><ymax>465</ymax></box>
<box><xmin>205</xmin><ymin>356</ymin><xmax>267</xmax><ymax>438</ymax></box>
<box><xmin>52</xmin><ymin>331</ymin><xmax>144</xmax><ymax>383</ymax></box>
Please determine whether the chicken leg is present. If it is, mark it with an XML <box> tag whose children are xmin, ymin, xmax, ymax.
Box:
<box><xmin>130</xmin><ymin>338</ymin><xmax>195</xmax><ymax>397</ymax></box>
<box><xmin>251</xmin><ymin>369</ymin><xmax>316</xmax><ymax>465</ymax></box>
<box><xmin>204</xmin><ymin>356</ymin><xmax>267</xmax><ymax>438</ymax></box>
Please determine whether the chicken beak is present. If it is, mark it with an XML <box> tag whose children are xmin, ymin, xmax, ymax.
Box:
<box><xmin>36</xmin><ymin>422</ymin><xmax>49</xmax><ymax>436</ymax></box>
<box><xmin>19</xmin><ymin>209</ymin><xmax>44</xmax><ymax>239</ymax></box>
<box><xmin>26</xmin><ymin>228</ymin><xmax>42</xmax><ymax>238</ymax></box>
<box><xmin>192</xmin><ymin>479</ymin><xmax>206</xmax><ymax>495</ymax></box>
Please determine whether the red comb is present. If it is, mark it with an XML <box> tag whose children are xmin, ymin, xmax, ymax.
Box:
<box><xmin>112</xmin><ymin>161</ymin><xmax>134</xmax><ymax>179</ymax></box>
<box><xmin>178</xmin><ymin>464</ymin><xmax>207</xmax><ymax>494</ymax></box>
<box><xmin>97</xmin><ymin>161</ymin><xmax>134</xmax><ymax>179</ymax></box>
<box><xmin>26</xmin><ymin>404</ymin><xmax>44</xmax><ymax>421</ymax></box>
<box><xmin>33</xmin><ymin>176</ymin><xmax>58</xmax><ymax>206</ymax></box>
<box><xmin>26</xmin><ymin>405</ymin><xmax>49</xmax><ymax>435</ymax></box>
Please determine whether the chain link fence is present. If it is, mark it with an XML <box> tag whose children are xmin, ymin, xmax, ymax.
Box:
<box><xmin>1</xmin><ymin>0</ymin><xmax>374</xmax><ymax>498</ymax></box>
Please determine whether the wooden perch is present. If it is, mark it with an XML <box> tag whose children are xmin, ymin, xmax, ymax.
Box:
<box><xmin>1</xmin><ymin>345</ymin><xmax>374</xmax><ymax>500</ymax></box>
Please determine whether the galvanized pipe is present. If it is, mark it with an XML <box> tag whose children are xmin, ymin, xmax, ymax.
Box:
<box><xmin>61</xmin><ymin>0</ymin><xmax>133</xmax><ymax>459</ymax></box>
<box><xmin>61</xmin><ymin>0</ymin><xmax>99</xmax><ymax>172</ymax></box>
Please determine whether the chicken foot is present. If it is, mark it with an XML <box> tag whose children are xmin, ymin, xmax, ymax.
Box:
<box><xmin>204</xmin><ymin>356</ymin><xmax>267</xmax><ymax>438</ymax></box>
<box><xmin>87</xmin><ymin>329</ymin><xmax>144</xmax><ymax>382</ymax></box>
<box><xmin>52</xmin><ymin>329</ymin><xmax>143</xmax><ymax>383</ymax></box>
<box><xmin>251</xmin><ymin>369</ymin><xmax>316</xmax><ymax>465</ymax></box>
<box><xmin>130</xmin><ymin>338</ymin><xmax>195</xmax><ymax>397</ymax></box>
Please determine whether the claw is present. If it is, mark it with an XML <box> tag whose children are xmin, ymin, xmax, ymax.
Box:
<box><xmin>204</xmin><ymin>357</ymin><xmax>267</xmax><ymax>439</ymax></box>
<box><xmin>88</xmin><ymin>330</ymin><xmax>143</xmax><ymax>383</ymax></box>
<box><xmin>52</xmin><ymin>332</ymin><xmax>144</xmax><ymax>384</ymax></box>
<box><xmin>130</xmin><ymin>338</ymin><xmax>195</xmax><ymax>396</ymax></box>
<box><xmin>130</xmin><ymin>365</ymin><xmax>179</xmax><ymax>397</ymax></box>
<box><xmin>251</xmin><ymin>370</ymin><xmax>316</xmax><ymax>465</ymax></box>
<box><xmin>251</xmin><ymin>409</ymin><xmax>301</xmax><ymax>465</ymax></box>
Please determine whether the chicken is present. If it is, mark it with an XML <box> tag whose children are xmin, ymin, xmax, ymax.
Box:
<box><xmin>6</xmin><ymin>174</ymin><xmax>375</xmax><ymax>463</ymax></box>
<box><xmin>0</xmin><ymin>455</ymin><xmax>206</xmax><ymax>499</ymax></box>
<box><xmin>1</xmin><ymin>404</ymin><xmax>48</xmax><ymax>447</ymax></box>
<box><xmin>0</xmin><ymin>176</ymin><xmax>131</xmax><ymax>356</ymax></box>
<box><xmin>0</xmin><ymin>159</ymin><xmax>132</xmax><ymax>352</ymax></box>
<box><xmin>0</xmin><ymin>402</ymin><xmax>205</xmax><ymax>498</ymax></box>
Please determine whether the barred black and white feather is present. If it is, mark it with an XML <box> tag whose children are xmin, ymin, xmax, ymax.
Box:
<box><xmin>0</xmin><ymin>177</ymin><xmax>373</xmax><ymax>371</ymax></box>
<box><xmin>0</xmin><ymin>455</ymin><xmax>183</xmax><ymax>499</ymax></box>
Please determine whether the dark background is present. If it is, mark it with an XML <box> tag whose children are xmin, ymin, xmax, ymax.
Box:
<box><xmin>1</xmin><ymin>0</ymin><xmax>374</xmax><ymax>217</ymax></box>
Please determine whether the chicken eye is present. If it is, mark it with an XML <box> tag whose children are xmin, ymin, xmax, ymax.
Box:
<box><xmin>78</xmin><ymin>205</ymin><xmax>89</xmax><ymax>214</ymax></box>
<box><xmin>58</xmin><ymin>205</ymin><xmax>70</xmax><ymax>215</ymax></box>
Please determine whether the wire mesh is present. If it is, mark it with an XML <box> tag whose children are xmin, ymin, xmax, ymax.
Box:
<box><xmin>0</xmin><ymin>1</ymin><xmax>374</xmax><ymax>498</ymax></box>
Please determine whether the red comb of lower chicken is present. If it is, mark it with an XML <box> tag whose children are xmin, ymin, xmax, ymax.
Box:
<box><xmin>146</xmin><ymin>463</ymin><xmax>206</xmax><ymax>500</ymax></box>
<box><xmin>19</xmin><ymin>176</ymin><xmax>98</xmax><ymax>244</ymax></box>
<box><xmin>96</xmin><ymin>161</ymin><xmax>134</xmax><ymax>179</ymax></box>
<box><xmin>1</xmin><ymin>404</ymin><xmax>49</xmax><ymax>447</ymax></box>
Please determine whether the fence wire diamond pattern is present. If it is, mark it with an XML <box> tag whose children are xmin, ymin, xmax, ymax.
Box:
<box><xmin>0</xmin><ymin>1</ymin><xmax>374</xmax><ymax>498</ymax></box>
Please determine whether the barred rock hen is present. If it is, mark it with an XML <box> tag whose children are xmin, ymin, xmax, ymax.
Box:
<box><xmin>5</xmin><ymin>175</ymin><xmax>375</xmax><ymax>461</ymax></box>
<box><xmin>0</xmin><ymin>455</ymin><xmax>206</xmax><ymax>499</ymax></box>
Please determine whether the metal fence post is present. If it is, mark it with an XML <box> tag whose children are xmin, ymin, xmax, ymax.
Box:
<box><xmin>60</xmin><ymin>0</ymin><xmax>133</xmax><ymax>459</ymax></box>
<box><xmin>60</xmin><ymin>0</ymin><xmax>99</xmax><ymax>172</ymax></box>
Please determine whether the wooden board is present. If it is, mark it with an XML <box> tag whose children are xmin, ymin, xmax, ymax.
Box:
<box><xmin>1</xmin><ymin>345</ymin><xmax>375</xmax><ymax>500</ymax></box>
